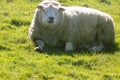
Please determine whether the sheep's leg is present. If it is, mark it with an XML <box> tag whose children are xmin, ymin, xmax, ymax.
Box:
<box><xmin>89</xmin><ymin>44</ymin><xmax>104</xmax><ymax>52</ymax></box>
<box><xmin>65</xmin><ymin>42</ymin><xmax>75</xmax><ymax>51</ymax></box>
<box><xmin>34</xmin><ymin>40</ymin><xmax>45</xmax><ymax>52</ymax></box>
<box><xmin>88</xmin><ymin>27</ymin><xmax>105</xmax><ymax>52</ymax></box>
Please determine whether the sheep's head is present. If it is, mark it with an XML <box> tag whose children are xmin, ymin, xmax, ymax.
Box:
<box><xmin>37</xmin><ymin>1</ymin><xmax>65</xmax><ymax>28</ymax></box>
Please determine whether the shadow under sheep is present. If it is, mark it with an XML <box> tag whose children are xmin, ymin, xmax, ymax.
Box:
<box><xmin>36</xmin><ymin>43</ymin><xmax>120</xmax><ymax>56</ymax></box>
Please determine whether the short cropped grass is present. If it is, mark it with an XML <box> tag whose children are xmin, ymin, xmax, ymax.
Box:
<box><xmin>0</xmin><ymin>0</ymin><xmax>120</xmax><ymax>80</ymax></box>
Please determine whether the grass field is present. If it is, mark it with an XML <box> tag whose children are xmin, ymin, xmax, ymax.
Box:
<box><xmin>0</xmin><ymin>0</ymin><xmax>120</xmax><ymax>80</ymax></box>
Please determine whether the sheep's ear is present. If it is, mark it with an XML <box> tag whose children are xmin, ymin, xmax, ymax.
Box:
<box><xmin>59</xmin><ymin>7</ymin><xmax>65</xmax><ymax>11</ymax></box>
<box><xmin>37</xmin><ymin>5</ymin><xmax>43</xmax><ymax>9</ymax></box>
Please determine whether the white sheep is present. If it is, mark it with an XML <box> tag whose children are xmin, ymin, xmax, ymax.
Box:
<box><xmin>29</xmin><ymin>0</ymin><xmax>115</xmax><ymax>52</ymax></box>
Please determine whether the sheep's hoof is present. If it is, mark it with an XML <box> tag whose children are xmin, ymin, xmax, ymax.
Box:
<box><xmin>88</xmin><ymin>46</ymin><xmax>102</xmax><ymax>53</ymax></box>
<box><xmin>34</xmin><ymin>47</ymin><xmax>43</xmax><ymax>52</ymax></box>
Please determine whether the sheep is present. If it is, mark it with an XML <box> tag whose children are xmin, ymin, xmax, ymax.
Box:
<box><xmin>29</xmin><ymin>0</ymin><xmax>115</xmax><ymax>52</ymax></box>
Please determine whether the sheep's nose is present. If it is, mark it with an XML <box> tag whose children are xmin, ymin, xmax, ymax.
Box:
<box><xmin>48</xmin><ymin>17</ymin><xmax>54</xmax><ymax>24</ymax></box>
<box><xmin>49</xmin><ymin>17</ymin><xmax>54</xmax><ymax>20</ymax></box>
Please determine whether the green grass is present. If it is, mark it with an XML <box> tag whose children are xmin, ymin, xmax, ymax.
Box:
<box><xmin>0</xmin><ymin>0</ymin><xmax>120</xmax><ymax>80</ymax></box>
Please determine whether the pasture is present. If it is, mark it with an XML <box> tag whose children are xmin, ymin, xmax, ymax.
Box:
<box><xmin>0</xmin><ymin>0</ymin><xmax>120</xmax><ymax>80</ymax></box>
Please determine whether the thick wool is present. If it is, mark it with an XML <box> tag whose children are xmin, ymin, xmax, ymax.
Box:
<box><xmin>29</xmin><ymin>0</ymin><xmax>115</xmax><ymax>51</ymax></box>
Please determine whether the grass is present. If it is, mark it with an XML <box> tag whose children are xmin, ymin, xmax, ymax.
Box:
<box><xmin>0</xmin><ymin>0</ymin><xmax>120</xmax><ymax>80</ymax></box>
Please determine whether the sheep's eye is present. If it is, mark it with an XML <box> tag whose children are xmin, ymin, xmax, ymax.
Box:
<box><xmin>42</xmin><ymin>9</ymin><xmax>47</xmax><ymax>14</ymax></box>
<box><xmin>42</xmin><ymin>9</ymin><xmax>44</xmax><ymax>12</ymax></box>
<box><xmin>55</xmin><ymin>11</ymin><xmax>58</xmax><ymax>14</ymax></box>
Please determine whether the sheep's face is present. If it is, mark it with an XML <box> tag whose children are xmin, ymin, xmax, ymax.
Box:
<box><xmin>37</xmin><ymin>3</ymin><xmax>65</xmax><ymax>28</ymax></box>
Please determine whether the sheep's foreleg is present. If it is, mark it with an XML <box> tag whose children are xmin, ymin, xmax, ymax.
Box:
<box><xmin>34</xmin><ymin>40</ymin><xmax>45</xmax><ymax>52</ymax></box>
